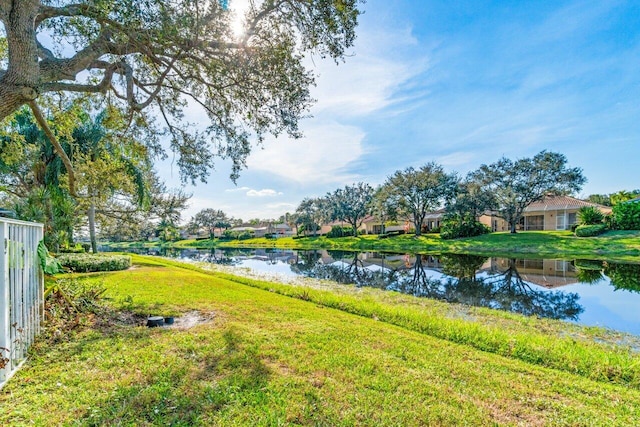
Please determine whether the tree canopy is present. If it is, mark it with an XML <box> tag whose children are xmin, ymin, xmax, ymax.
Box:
<box><xmin>0</xmin><ymin>0</ymin><xmax>363</xmax><ymax>184</ymax></box>
<box><xmin>380</xmin><ymin>162</ymin><xmax>458</xmax><ymax>236</ymax></box>
<box><xmin>325</xmin><ymin>182</ymin><xmax>374</xmax><ymax>237</ymax></box>
<box><xmin>470</xmin><ymin>151</ymin><xmax>586</xmax><ymax>233</ymax></box>
<box><xmin>189</xmin><ymin>208</ymin><xmax>230</xmax><ymax>239</ymax></box>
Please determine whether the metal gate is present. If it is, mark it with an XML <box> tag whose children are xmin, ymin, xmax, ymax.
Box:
<box><xmin>0</xmin><ymin>217</ymin><xmax>44</xmax><ymax>388</ymax></box>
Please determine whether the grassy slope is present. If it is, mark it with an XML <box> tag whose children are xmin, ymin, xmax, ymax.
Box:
<box><xmin>108</xmin><ymin>230</ymin><xmax>640</xmax><ymax>262</ymax></box>
<box><xmin>2</xmin><ymin>256</ymin><xmax>640</xmax><ymax>425</ymax></box>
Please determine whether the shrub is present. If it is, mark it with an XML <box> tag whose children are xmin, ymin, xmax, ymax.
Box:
<box><xmin>440</xmin><ymin>215</ymin><xmax>490</xmax><ymax>240</ymax></box>
<box><xmin>604</xmin><ymin>213</ymin><xmax>616</xmax><ymax>229</ymax></box>
<box><xmin>574</xmin><ymin>224</ymin><xmax>607</xmax><ymax>237</ymax></box>
<box><xmin>59</xmin><ymin>242</ymin><xmax>86</xmax><ymax>253</ymax></box>
<box><xmin>612</xmin><ymin>201</ymin><xmax>640</xmax><ymax>230</ymax></box>
<box><xmin>237</xmin><ymin>231</ymin><xmax>254</xmax><ymax>240</ymax></box>
<box><xmin>327</xmin><ymin>226</ymin><xmax>354</xmax><ymax>238</ymax></box>
<box><xmin>577</xmin><ymin>206</ymin><xmax>604</xmax><ymax>225</ymax></box>
<box><xmin>222</xmin><ymin>230</ymin><xmax>255</xmax><ymax>240</ymax></box>
<box><xmin>57</xmin><ymin>253</ymin><xmax>131</xmax><ymax>273</ymax></box>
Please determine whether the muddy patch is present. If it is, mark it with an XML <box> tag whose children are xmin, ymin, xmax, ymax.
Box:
<box><xmin>166</xmin><ymin>311</ymin><xmax>215</xmax><ymax>330</ymax></box>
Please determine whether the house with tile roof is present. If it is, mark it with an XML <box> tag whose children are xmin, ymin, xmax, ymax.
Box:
<box><xmin>479</xmin><ymin>195</ymin><xmax>612</xmax><ymax>232</ymax></box>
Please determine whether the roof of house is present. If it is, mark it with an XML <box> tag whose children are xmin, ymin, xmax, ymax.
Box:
<box><xmin>623</xmin><ymin>196</ymin><xmax>640</xmax><ymax>203</ymax></box>
<box><xmin>425</xmin><ymin>208</ymin><xmax>447</xmax><ymax>219</ymax></box>
<box><xmin>524</xmin><ymin>195</ymin><xmax>611</xmax><ymax>213</ymax></box>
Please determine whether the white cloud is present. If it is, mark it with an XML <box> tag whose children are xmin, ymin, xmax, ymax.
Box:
<box><xmin>181</xmin><ymin>196</ymin><xmax>233</xmax><ymax>224</ymax></box>
<box><xmin>246</xmin><ymin>121</ymin><xmax>366</xmax><ymax>184</ymax></box>
<box><xmin>241</xmin><ymin>202</ymin><xmax>298</xmax><ymax>219</ymax></box>
<box><xmin>246</xmin><ymin>189</ymin><xmax>283</xmax><ymax>197</ymax></box>
<box><xmin>225</xmin><ymin>186</ymin><xmax>251</xmax><ymax>192</ymax></box>
<box><xmin>310</xmin><ymin>26</ymin><xmax>428</xmax><ymax>117</ymax></box>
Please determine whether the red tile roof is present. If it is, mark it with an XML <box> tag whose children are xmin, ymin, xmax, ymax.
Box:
<box><xmin>524</xmin><ymin>195</ymin><xmax>611</xmax><ymax>212</ymax></box>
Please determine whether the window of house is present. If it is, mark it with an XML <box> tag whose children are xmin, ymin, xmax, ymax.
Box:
<box><xmin>556</xmin><ymin>213</ymin><xmax>567</xmax><ymax>230</ymax></box>
<box><xmin>525</xmin><ymin>215</ymin><xmax>544</xmax><ymax>231</ymax></box>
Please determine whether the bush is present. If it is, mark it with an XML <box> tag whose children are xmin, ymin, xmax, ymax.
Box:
<box><xmin>222</xmin><ymin>230</ymin><xmax>255</xmax><ymax>240</ymax></box>
<box><xmin>59</xmin><ymin>242</ymin><xmax>86</xmax><ymax>253</ymax></box>
<box><xmin>604</xmin><ymin>213</ymin><xmax>616</xmax><ymax>229</ymax></box>
<box><xmin>612</xmin><ymin>201</ymin><xmax>640</xmax><ymax>230</ymax></box>
<box><xmin>57</xmin><ymin>253</ymin><xmax>131</xmax><ymax>273</ymax></box>
<box><xmin>326</xmin><ymin>226</ymin><xmax>354</xmax><ymax>238</ymax></box>
<box><xmin>577</xmin><ymin>206</ymin><xmax>604</xmax><ymax>225</ymax></box>
<box><xmin>574</xmin><ymin>224</ymin><xmax>607</xmax><ymax>237</ymax></box>
<box><xmin>237</xmin><ymin>231</ymin><xmax>254</xmax><ymax>240</ymax></box>
<box><xmin>440</xmin><ymin>215</ymin><xmax>490</xmax><ymax>240</ymax></box>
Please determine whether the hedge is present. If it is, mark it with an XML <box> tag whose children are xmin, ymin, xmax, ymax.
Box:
<box><xmin>57</xmin><ymin>253</ymin><xmax>132</xmax><ymax>273</ymax></box>
<box><xmin>612</xmin><ymin>201</ymin><xmax>640</xmax><ymax>230</ymax></box>
<box><xmin>440</xmin><ymin>216</ymin><xmax>490</xmax><ymax>240</ymax></box>
<box><xmin>574</xmin><ymin>224</ymin><xmax>607</xmax><ymax>237</ymax></box>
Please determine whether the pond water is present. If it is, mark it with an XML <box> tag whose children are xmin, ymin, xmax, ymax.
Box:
<box><xmin>118</xmin><ymin>247</ymin><xmax>640</xmax><ymax>336</ymax></box>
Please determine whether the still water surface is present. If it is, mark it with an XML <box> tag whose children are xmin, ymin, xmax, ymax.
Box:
<box><xmin>130</xmin><ymin>247</ymin><xmax>640</xmax><ymax>336</ymax></box>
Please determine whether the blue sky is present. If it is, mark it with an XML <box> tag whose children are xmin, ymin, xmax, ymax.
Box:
<box><xmin>160</xmin><ymin>0</ymin><xmax>640</xmax><ymax>222</ymax></box>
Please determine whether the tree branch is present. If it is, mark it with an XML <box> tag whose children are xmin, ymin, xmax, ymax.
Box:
<box><xmin>28</xmin><ymin>101</ymin><xmax>76</xmax><ymax>196</ymax></box>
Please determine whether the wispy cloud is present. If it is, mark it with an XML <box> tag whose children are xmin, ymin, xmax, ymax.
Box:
<box><xmin>246</xmin><ymin>189</ymin><xmax>283</xmax><ymax>197</ymax></box>
<box><xmin>246</xmin><ymin>121</ymin><xmax>366</xmax><ymax>185</ymax></box>
<box><xmin>310</xmin><ymin>26</ymin><xmax>428</xmax><ymax>118</ymax></box>
<box><xmin>225</xmin><ymin>186</ymin><xmax>251</xmax><ymax>193</ymax></box>
<box><xmin>436</xmin><ymin>152</ymin><xmax>475</xmax><ymax>167</ymax></box>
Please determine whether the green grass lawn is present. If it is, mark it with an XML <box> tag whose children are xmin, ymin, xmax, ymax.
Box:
<box><xmin>166</xmin><ymin>230</ymin><xmax>640</xmax><ymax>262</ymax></box>
<box><xmin>2</xmin><ymin>256</ymin><xmax>640</xmax><ymax>425</ymax></box>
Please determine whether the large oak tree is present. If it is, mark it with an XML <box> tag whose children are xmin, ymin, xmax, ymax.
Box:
<box><xmin>380</xmin><ymin>162</ymin><xmax>458</xmax><ymax>237</ymax></box>
<box><xmin>469</xmin><ymin>151</ymin><xmax>586</xmax><ymax>233</ymax></box>
<box><xmin>0</xmin><ymin>0</ymin><xmax>363</xmax><ymax>185</ymax></box>
<box><xmin>325</xmin><ymin>182</ymin><xmax>374</xmax><ymax>237</ymax></box>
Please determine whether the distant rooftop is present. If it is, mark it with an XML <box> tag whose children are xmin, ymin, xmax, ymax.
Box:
<box><xmin>524</xmin><ymin>195</ymin><xmax>611</xmax><ymax>212</ymax></box>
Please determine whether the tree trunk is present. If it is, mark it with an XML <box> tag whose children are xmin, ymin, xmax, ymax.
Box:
<box><xmin>88</xmin><ymin>202</ymin><xmax>98</xmax><ymax>253</ymax></box>
<box><xmin>414</xmin><ymin>219</ymin><xmax>423</xmax><ymax>237</ymax></box>
<box><xmin>510</xmin><ymin>221</ymin><xmax>517</xmax><ymax>234</ymax></box>
<box><xmin>0</xmin><ymin>1</ymin><xmax>41</xmax><ymax>121</ymax></box>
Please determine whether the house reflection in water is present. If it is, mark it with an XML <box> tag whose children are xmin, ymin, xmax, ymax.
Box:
<box><xmin>482</xmin><ymin>258</ymin><xmax>578</xmax><ymax>289</ymax></box>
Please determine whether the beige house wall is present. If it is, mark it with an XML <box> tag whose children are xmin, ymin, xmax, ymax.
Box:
<box><xmin>481</xmin><ymin>208</ymin><xmax>594</xmax><ymax>232</ymax></box>
<box><xmin>479</xmin><ymin>215</ymin><xmax>509</xmax><ymax>232</ymax></box>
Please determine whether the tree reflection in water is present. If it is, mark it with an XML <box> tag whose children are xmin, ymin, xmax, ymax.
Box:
<box><xmin>197</xmin><ymin>248</ymin><xmax>242</xmax><ymax>266</ymax></box>
<box><xmin>605</xmin><ymin>262</ymin><xmax>640</xmax><ymax>292</ymax></box>
<box><xmin>574</xmin><ymin>259</ymin><xmax>640</xmax><ymax>293</ymax></box>
<box><xmin>292</xmin><ymin>250</ymin><xmax>379</xmax><ymax>286</ymax></box>
<box><xmin>289</xmin><ymin>251</ymin><xmax>584</xmax><ymax>321</ymax></box>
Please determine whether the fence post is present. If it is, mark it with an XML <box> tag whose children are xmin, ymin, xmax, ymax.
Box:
<box><xmin>0</xmin><ymin>221</ymin><xmax>10</xmax><ymax>383</ymax></box>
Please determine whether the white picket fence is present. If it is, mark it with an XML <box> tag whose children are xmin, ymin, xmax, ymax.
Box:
<box><xmin>0</xmin><ymin>217</ymin><xmax>44</xmax><ymax>389</ymax></box>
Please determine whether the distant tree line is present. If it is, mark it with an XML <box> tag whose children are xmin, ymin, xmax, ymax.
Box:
<box><xmin>290</xmin><ymin>150</ymin><xmax>586</xmax><ymax>238</ymax></box>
